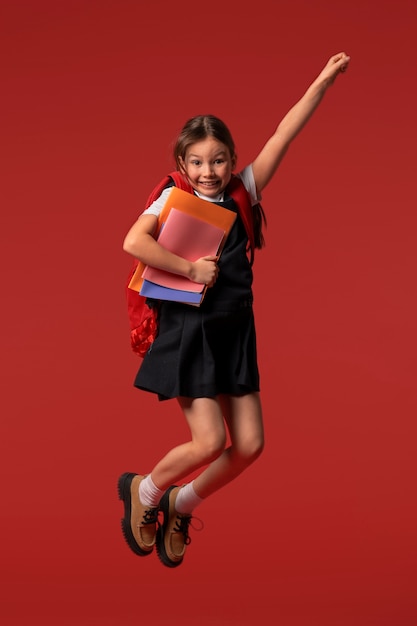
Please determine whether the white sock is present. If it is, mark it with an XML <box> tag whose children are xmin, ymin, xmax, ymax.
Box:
<box><xmin>139</xmin><ymin>474</ymin><xmax>164</xmax><ymax>507</ymax></box>
<box><xmin>175</xmin><ymin>481</ymin><xmax>204</xmax><ymax>515</ymax></box>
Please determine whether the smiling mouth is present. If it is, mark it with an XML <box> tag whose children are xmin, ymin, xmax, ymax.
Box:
<box><xmin>199</xmin><ymin>180</ymin><xmax>219</xmax><ymax>187</ymax></box>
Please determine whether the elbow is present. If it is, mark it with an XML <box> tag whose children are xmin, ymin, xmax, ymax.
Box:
<box><xmin>123</xmin><ymin>215</ymin><xmax>157</xmax><ymax>257</ymax></box>
<box><xmin>122</xmin><ymin>234</ymin><xmax>138</xmax><ymax>256</ymax></box>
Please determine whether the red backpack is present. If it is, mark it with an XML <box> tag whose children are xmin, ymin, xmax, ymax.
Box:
<box><xmin>126</xmin><ymin>171</ymin><xmax>260</xmax><ymax>357</ymax></box>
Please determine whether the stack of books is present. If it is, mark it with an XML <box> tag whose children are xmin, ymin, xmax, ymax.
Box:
<box><xmin>128</xmin><ymin>187</ymin><xmax>236</xmax><ymax>306</ymax></box>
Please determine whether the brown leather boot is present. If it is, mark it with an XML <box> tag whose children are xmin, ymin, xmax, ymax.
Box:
<box><xmin>118</xmin><ymin>472</ymin><xmax>158</xmax><ymax>556</ymax></box>
<box><xmin>156</xmin><ymin>486</ymin><xmax>192</xmax><ymax>568</ymax></box>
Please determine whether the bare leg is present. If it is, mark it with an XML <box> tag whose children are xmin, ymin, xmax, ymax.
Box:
<box><xmin>192</xmin><ymin>392</ymin><xmax>264</xmax><ymax>499</ymax></box>
<box><xmin>150</xmin><ymin>397</ymin><xmax>226</xmax><ymax>491</ymax></box>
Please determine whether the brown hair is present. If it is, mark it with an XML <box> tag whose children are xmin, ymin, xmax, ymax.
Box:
<box><xmin>174</xmin><ymin>115</ymin><xmax>266</xmax><ymax>250</ymax></box>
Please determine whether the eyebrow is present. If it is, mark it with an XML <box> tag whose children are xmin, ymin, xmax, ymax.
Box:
<box><xmin>188</xmin><ymin>151</ymin><xmax>227</xmax><ymax>159</ymax></box>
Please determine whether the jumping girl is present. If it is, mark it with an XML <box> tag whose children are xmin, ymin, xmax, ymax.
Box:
<box><xmin>118</xmin><ymin>52</ymin><xmax>350</xmax><ymax>568</ymax></box>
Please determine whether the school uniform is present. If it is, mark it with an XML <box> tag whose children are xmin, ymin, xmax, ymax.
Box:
<box><xmin>134</xmin><ymin>166</ymin><xmax>260</xmax><ymax>401</ymax></box>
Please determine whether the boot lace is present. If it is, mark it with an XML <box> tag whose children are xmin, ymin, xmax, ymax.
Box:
<box><xmin>173</xmin><ymin>514</ymin><xmax>204</xmax><ymax>545</ymax></box>
<box><xmin>142</xmin><ymin>507</ymin><xmax>158</xmax><ymax>526</ymax></box>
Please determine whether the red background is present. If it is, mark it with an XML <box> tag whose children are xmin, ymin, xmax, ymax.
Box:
<box><xmin>1</xmin><ymin>1</ymin><xmax>417</xmax><ymax>625</ymax></box>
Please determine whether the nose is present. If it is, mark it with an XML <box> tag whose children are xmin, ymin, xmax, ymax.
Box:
<box><xmin>201</xmin><ymin>162</ymin><xmax>215</xmax><ymax>176</ymax></box>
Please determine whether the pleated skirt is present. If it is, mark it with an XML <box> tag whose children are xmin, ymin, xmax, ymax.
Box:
<box><xmin>134</xmin><ymin>300</ymin><xmax>260</xmax><ymax>401</ymax></box>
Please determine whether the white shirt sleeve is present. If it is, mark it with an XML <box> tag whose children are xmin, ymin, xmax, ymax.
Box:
<box><xmin>236</xmin><ymin>164</ymin><xmax>262</xmax><ymax>206</ymax></box>
<box><xmin>141</xmin><ymin>187</ymin><xmax>173</xmax><ymax>218</ymax></box>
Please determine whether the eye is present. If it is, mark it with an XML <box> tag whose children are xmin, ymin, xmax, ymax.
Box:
<box><xmin>214</xmin><ymin>158</ymin><xmax>225</xmax><ymax>165</ymax></box>
<box><xmin>190</xmin><ymin>159</ymin><xmax>201</xmax><ymax>166</ymax></box>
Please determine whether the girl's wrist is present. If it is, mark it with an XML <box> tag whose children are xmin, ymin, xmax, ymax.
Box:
<box><xmin>187</xmin><ymin>260</ymin><xmax>196</xmax><ymax>281</ymax></box>
<box><xmin>309</xmin><ymin>75</ymin><xmax>330</xmax><ymax>95</ymax></box>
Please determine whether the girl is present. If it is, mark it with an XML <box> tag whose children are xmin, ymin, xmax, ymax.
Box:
<box><xmin>118</xmin><ymin>52</ymin><xmax>351</xmax><ymax>568</ymax></box>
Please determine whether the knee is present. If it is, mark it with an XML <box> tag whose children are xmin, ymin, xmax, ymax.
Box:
<box><xmin>236</xmin><ymin>434</ymin><xmax>265</xmax><ymax>466</ymax></box>
<box><xmin>194</xmin><ymin>433</ymin><xmax>226</xmax><ymax>465</ymax></box>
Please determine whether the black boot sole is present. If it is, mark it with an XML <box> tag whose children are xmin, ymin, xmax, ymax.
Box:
<box><xmin>117</xmin><ymin>472</ymin><xmax>154</xmax><ymax>557</ymax></box>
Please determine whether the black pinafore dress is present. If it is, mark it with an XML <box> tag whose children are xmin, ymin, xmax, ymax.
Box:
<box><xmin>134</xmin><ymin>193</ymin><xmax>260</xmax><ymax>401</ymax></box>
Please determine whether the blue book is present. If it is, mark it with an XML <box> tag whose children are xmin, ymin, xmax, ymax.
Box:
<box><xmin>140</xmin><ymin>279</ymin><xmax>204</xmax><ymax>306</ymax></box>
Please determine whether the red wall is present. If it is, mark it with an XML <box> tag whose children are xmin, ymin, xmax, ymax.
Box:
<box><xmin>1</xmin><ymin>1</ymin><xmax>416</xmax><ymax>624</ymax></box>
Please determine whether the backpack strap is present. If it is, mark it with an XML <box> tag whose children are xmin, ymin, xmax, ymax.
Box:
<box><xmin>144</xmin><ymin>171</ymin><xmax>193</xmax><ymax>209</ymax></box>
<box><xmin>226</xmin><ymin>175</ymin><xmax>256</xmax><ymax>264</ymax></box>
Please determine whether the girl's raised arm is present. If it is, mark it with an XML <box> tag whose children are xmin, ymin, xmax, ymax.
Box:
<box><xmin>252</xmin><ymin>52</ymin><xmax>350</xmax><ymax>193</ymax></box>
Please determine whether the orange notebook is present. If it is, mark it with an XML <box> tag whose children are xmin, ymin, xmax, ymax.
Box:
<box><xmin>128</xmin><ymin>187</ymin><xmax>237</xmax><ymax>292</ymax></box>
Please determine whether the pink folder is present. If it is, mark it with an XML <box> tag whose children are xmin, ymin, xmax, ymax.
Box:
<box><xmin>141</xmin><ymin>208</ymin><xmax>225</xmax><ymax>292</ymax></box>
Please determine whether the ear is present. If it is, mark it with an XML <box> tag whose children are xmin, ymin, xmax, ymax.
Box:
<box><xmin>178</xmin><ymin>156</ymin><xmax>187</xmax><ymax>175</ymax></box>
<box><xmin>231</xmin><ymin>153</ymin><xmax>237</xmax><ymax>171</ymax></box>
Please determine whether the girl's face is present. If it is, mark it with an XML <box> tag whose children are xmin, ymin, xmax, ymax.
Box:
<box><xmin>179</xmin><ymin>137</ymin><xmax>236</xmax><ymax>198</ymax></box>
